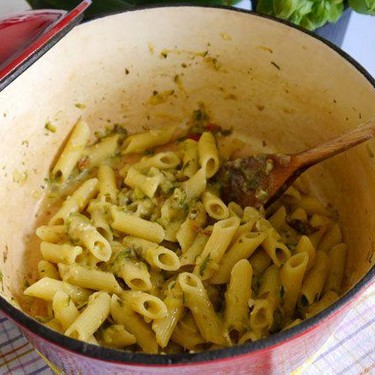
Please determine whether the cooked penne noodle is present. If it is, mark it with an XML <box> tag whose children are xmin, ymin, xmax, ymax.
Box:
<box><xmin>290</xmin><ymin>207</ymin><xmax>307</xmax><ymax>222</ymax></box>
<box><xmin>180</xmin><ymin>139</ymin><xmax>199</xmax><ymax>178</ymax></box>
<box><xmin>24</xmin><ymin>277</ymin><xmax>91</xmax><ymax>305</ymax></box>
<box><xmin>45</xmin><ymin>318</ymin><xmax>63</xmax><ymax>333</ymax></box>
<box><xmin>97</xmin><ymin>165</ymin><xmax>118</xmax><ymax>203</ymax></box>
<box><xmin>300</xmin><ymin>251</ymin><xmax>330</xmax><ymax>306</ymax></box>
<box><xmin>250</xmin><ymin>298</ymin><xmax>276</xmax><ymax>335</ymax></box>
<box><xmin>111</xmin><ymin>207</ymin><xmax>165</xmax><ymax>243</ymax></box>
<box><xmin>238</xmin><ymin>330</ymin><xmax>262</xmax><ymax>344</ymax></box>
<box><xmin>40</xmin><ymin>242</ymin><xmax>82</xmax><ymax>265</ymax></box>
<box><xmin>36</xmin><ymin>225</ymin><xmax>66</xmax><ymax>243</ymax></box>
<box><xmin>170</xmin><ymin>312</ymin><xmax>206</xmax><ymax>350</ymax></box>
<box><xmin>110</xmin><ymin>294</ymin><xmax>158</xmax><ymax>353</ymax></box>
<box><xmin>194</xmin><ymin>216</ymin><xmax>240</xmax><ymax>280</ymax></box>
<box><xmin>87</xmin><ymin>201</ymin><xmax>113</xmax><ymax>241</ymax></box>
<box><xmin>202</xmin><ymin>191</ymin><xmax>229</xmax><ymax>220</ymax></box>
<box><xmin>122</xmin><ymin>126</ymin><xmax>176</xmax><ymax>154</ymax></box>
<box><xmin>224</xmin><ymin>259</ymin><xmax>253</xmax><ymax>333</ymax></box>
<box><xmin>317</xmin><ymin>223</ymin><xmax>342</xmax><ymax>253</ymax></box>
<box><xmin>113</xmin><ymin>257</ymin><xmax>152</xmax><ymax>292</ymax></box>
<box><xmin>52</xmin><ymin>119</ymin><xmax>90</xmax><ymax>183</ymax></box>
<box><xmin>198</xmin><ymin>132</ymin><xmax>220</xmax><ymax>178</ymax></box>
<box><xmin>152</xmin><ymin>284</ymin><xmax>184</xmax><ymax>348</ymax></box>
<box><xmin>249</xmin><ymin>250</ymin><xmax>272</xmax><ymax>277</ymax></box>
<box><xmin>228</xmin><ymin>202</ymin><xmax>244</xmax><ymax>218</ymax></box>
<box><xmin>125</xmin><ymin>167</ymin><xmax>164</xmax><ymax>198</ymax></box>
<box><xmin>282</xmin><ymin>319</ymin><xmax>303</xmax><ymax>331</ymax></box>
<box><xmin>308</xmin><ymin>225</ymin><xmax>328</xmax><ymax>248</ymax></box>
<box><xmin>294</xmin><ymin>197</ymin><xmax>330</xmax><ymax>216</ymax></box>
<box><xmin>179</xmin><ymin>233</ymin><xmax>209</xmax><ymax>267</ymax></box>
<box><xmin>49</xmin><ymin>178</ymin><xmax>99</xmax><ymax>225</ymax></box>
<box><xmin>120</xmin><ymin>290</ymin><xmax>167</xmax><ymax>320</ymax></box>
<box><xmin>145</xmin><ymin>246</ymin><xmax>180</xmax><ymax>271</ymax></box>
<box><xmin>101</xmin><ymin>324</ymin><xmax>136</xmax><ymax>348</ymax></box>
<box><xmin>65</xmin><ymin>292</ymin><xmax>111</xmax><ymax>341</ymax></box>
<box><xmin>176</xmin><ymin>202</ymin><xmax>206</xmax><ymax>251</ymax></box>
<box><xmin>243</xmin><ymin>207</ymin><xmax>264</xmax><ymax>228</ymax></box>
<box><xmin>68</xmin><ymin>213</ymin><xmax>112</xmax><ymax>262</ymax></box>
<box><xmin>134</xmin><ymin>151</ymin><xmax>181</xmax><ymax>170</ymax></box>
<box><xmin>182</xmin><ymin>168</ymin><xmax>207</xmax><ymax>202</ymax></box>
<box><xmin>84</xmin><ymin>134</ymin><xmax>119</xmax><ymax>168</ymax></box>
<box><xmin>260</xmin><ymin>225</ymin><xmax>291</xmax><ymax>267</ymax></box>
<box><xmin>258</xmin><ymin>265</ymin><xmax>280</xmax><ymax>301</ymax></box>
<box><xmin>304</xmin><ymin>290</ymin><xmax>339</xmax><ymax>319</ymax></box>
<box><xmin>295</xmin><ymin>235</ymin><xmax>316</xmax><ymax>271</ymax></box>
<box><xmin>52</xmin><ymin>290</ymin><xmax>80</xmax><ymax>331</ymax></box>
<box><xmin>38</xmin><ymin>260</ymin><xmax>60</xmax><ymax>280</ymax></box>
<box><xmin>178</xmin><ymin>272</ymin><xmax>226</xmax><ymax>345</ymax></box>
<box><xmin>59</xmin><ymin>264</ymin><xmax>122</xmax><ymax>294</ymax></box>
<box><xmin>280</xmin><ymin>252</ymin><xmax>309</xmax><ymax>320</ymax></box>
<box><xmin>122</xmin><ymin>235</ymin><xmax>180</xmax><ymax>271</ymax></box>
<box><xmin>211</xmin><ymin>231</ymin><xmax>266</xmax><ymax>284</ymax></box>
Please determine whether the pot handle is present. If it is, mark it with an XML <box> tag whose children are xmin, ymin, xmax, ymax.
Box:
<box><xmin>0</xmin><ymin>0</ymin><xmax>91</xmax><ymax>92</ymax></box>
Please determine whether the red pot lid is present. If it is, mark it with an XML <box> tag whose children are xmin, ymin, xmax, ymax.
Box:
<box><xmin>0</xmin><ymin>0</ymin><xmax>91</xmax><ymax>91</ymax></box>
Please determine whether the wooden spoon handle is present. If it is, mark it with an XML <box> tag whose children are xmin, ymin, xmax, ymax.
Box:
<box><xmin>294</xmin><ymin>120</ymin><xmax>375</xmax><ymax>170</ymax></box>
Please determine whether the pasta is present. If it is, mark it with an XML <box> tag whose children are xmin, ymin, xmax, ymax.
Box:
<box><xmin>24</xmin><ymin>118</ymin><xmax>348</xmax><ymax>353</ymax></box>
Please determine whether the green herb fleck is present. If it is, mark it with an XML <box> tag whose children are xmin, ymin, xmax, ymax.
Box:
<box><xmin>199</xmin><ymin>255</ymin><xmax>211</xmax><ymax>276</ymax></box>
<box><xmin>75</xmin><ymin>103</ymin><xmax>86</xmax><ymax>109</ymax></box>
<box><xmin>45</xmin><ymin>122</ymin><xmax>56</xmax><ymax>133</ymax></box>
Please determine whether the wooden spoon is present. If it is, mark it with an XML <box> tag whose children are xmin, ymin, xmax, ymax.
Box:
<box><xmin>219</xmin><ymin>120</ymin><xmax>375</xmax><ymax>209</ymax></box>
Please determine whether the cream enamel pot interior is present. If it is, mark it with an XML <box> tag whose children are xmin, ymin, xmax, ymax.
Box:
<box><xmin>1</xmin><ymin>6</ymin><xmax>375</xmax><ymax>374</ymax></box>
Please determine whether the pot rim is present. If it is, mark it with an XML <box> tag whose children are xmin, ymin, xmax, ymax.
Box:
<box><xmin>1</xmin><ymin>4</ymin><xmax>374</xmax><ymax>367</ymax></box>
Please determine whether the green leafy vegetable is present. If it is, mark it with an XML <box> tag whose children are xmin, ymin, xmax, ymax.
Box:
<box><xmin>349</xmin><ymin>0</ymin><xmax>375</xmax><ymax>15</ymax></box>
<box><xmin>256</xmin><ymin>0</ymin><xmax>346</xmax><ymax>31</ymax></box>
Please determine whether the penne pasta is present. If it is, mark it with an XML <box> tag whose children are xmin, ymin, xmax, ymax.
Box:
<box><xmin>211</xmin><ymin>231</ymin><xmax>266</xmax><ymax>284</ymax></box>
<box><xmin>202</xmin><ymin>191</ymin><xmax>229</xmax><ymax>220</ymax></box>
<box><xmin>110</xmin><ymin>294</ymin><xmax>159</xmax><ymax>353</ymax></box>
<box><xmin>194</xmin><ymin>216</ymin><xmax>240</xmax><ymax>280</ymax></box>
<box><xmin>97</xmin><ymin>165</ymin><xmax>118</xmax><ymax>203</ymax></box>
<box><xmin>101</xmin><ymin>324</ymin><xmax>136</xmax><ymax>348</ymax></box>
<box><xmin>120</xmin><ymin>290</ymin><xmax>167</xmax><ymax>320</ymax></box>
<box><xmin>224</xmin><ymin>259</ymin><xmax>253</xmax><ymax>333</ymax></box>
<box><xmin>122</xmin><ymin>126</ymin><xmax>176</xmax><ymax>154</ymax></box>
<box><xmin>198</xmin><ymin>132</ymin><xmax>220</xmax><ymax>178</ymax></box>
<box><xmin>25</xmin><ymin>123</ymin><xmax>348</xmax><ymax>353</ymax></box>
<box><xmin>24</xmin><ymin>277</ymin><xmax>91</xmax><ymax>306</ymax></box>
<box><xmin>300</xmin><ymin>251</ymin><xmax>330</xmax><ymax>307</ymax></box>
<box><xmin>65</xmin><ymin>292</ymin><xmax>111</xmax><ymax>341</ymax></box>
<box><xmin>36</xmin><ymin>225</ymin><xmax>66</xmax><ymax>243</ymax></box>
<box><xmin>40</xmin><ymin>242</ymin><xmax>82</xmax><ymax>265</ymax></box>
<box><xmin>59</xmin><ymin>264</ymin><xmax>122</xmax><ymax>294</ymax></box>
<box><xmin>84</xmin><ymin>134</ymin><xmax>119</xmax><ymax>168</ymax></box>
<box><xmin>111</xmin><ymin>207</ymin><xmax>165</xmax><ymax>243</ymax></box>
<box><xmin>68</xmin><ymin>213</ymin><xmax>112</xmax><ymax>262</ymax></box>
<box><xmin>38</xmin><ymin>260</ymin><xmax>60</xmax><ymax>280</ymax></box>
<box><xmin>178</xmin><ymin>272</ymin><xmax>226</xmax><ymax>345</ymax></box>
<box><xmin>180</xmin><ymin>139</ymin><xmax>199</xmax><ymax>178</ymax></box>
<box><xmin>280</xmin><ymin>252</ymin><xmax>309</xmax><ymax>320</ymax></box>
<box><xmin>52</xmin><ymin>119</ymin><xmax>90</xmax><ymax>183</ymax></box>
<box><xmin>52</xmin><ymin>290</ymin><xmax>80</xmax><ymax>331</ymax></box>
<box><xmin>49</xmin><ymin>178</ymin><xmax>99</xmax><ymax>225</ymax></box>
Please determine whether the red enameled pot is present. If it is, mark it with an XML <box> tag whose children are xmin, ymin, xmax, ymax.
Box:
<box><xmin>0</xmin><ymin>5</ymin><xmax>374</xmax><ymax>374</ymax></box>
